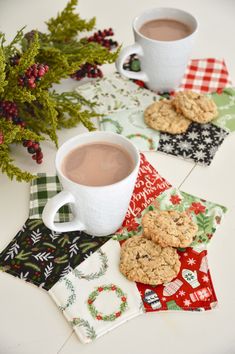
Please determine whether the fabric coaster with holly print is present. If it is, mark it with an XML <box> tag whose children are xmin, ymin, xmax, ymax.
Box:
<box><xmin>100</xmin><ymin>109</ymin><xmax>160</xmax><ymax>152</ymax></box>
<box><xmin>76</xmin><ymin>72</ymin><xmax>160</xmax><ymax>115</ymax></box>
<box><xmin>158</xmin><ymin>123</ymin><xmax>229</xmax><ymax>166</ymax></box>
<box><xmin>0</xmin><ymin>154</ymin><xmax>171</xmax><ymax>290</ymax></box>
<box><xmin>210</xmin><ymin>87</ymin><xmax>235</xmax><ymax>132</ymax></box>
<box><xmin>49</xmin><ymin>239</ymin><xmax>144</xmax><ymax>344</ymax></box>
<box><xmin>117</xmin><ymin>187</ymin><xmax>227</xmax><ymax>312</ymax></box>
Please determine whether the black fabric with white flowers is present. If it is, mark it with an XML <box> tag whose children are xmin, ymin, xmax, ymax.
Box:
<box><xmin>158</xmin><ymin>123</ymin><xmax>229</xmax><ymax>165</ymax></box>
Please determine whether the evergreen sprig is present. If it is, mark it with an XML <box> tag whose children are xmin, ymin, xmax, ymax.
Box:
<box><xmin>0</xmin><ymin>0</ymin><xmax>119</xmax><ymax>182</ymax></box>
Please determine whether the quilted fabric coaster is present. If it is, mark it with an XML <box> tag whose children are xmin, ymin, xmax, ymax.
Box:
<box><xmin>29</xmin><ymin>173</ymin><xmax>72</xmax><ymax>222</ymax></box>
<box><xmin>49</xmin><ymin>239</ymin><xmax>143</xmax><ymax>343</ymax></box>
<box><xmin>0</xmin><ymin>219</ymin><xmax>109</xmax><ymax>290</ymax></box>
<box><xmin>158</xmin><ymin>123</ymin><xmax>229</xmax><ymax>166</ymax></box>
<box><xmin>100</xmin><ymin>109</ymin><xmax>160</xmax><ymax>152</ymax></box>
<box><xmin>0</xmin><ymin>154</ymin><xmax>171</xmax><ymax>289</ymax></box>
<box><xmin>210</xmin><ymin>87</ymin><xmax>235</xmax><ymax>132</ymax></box>
<box><xmin>118</xmin><ymin>187</ymin><xmax>227</xmax><ymax>312</ymax></box>
<box><xmin>76</xmin><ymin>72</ymin><xmax>160</xmax><ymax>115</ymax></box>
<box><xmin>179</xmin><ymin>58</ymin><xmax>231</xmax><ymax>93</ymax></box>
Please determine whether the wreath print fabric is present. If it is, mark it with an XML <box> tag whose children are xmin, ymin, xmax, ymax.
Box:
<box><xmin>49</xmin><ymin>240</ymin><xmax>143</xmax><ymax>344</ymax></box>
<box><xmin>100</xmin><ymin>109</ymin><xmax>160</xmax><ymax>152</ymax></box>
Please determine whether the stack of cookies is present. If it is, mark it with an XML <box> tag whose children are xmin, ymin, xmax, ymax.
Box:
<box><xmin>144</xmin><ymin>91</ymin><xmax>218</xmax><ymax>134</ymax></box>
<box><xmin>119</xmin><ymin>210</ymin><xmax>198</xmax><ymax>286</ymax></box>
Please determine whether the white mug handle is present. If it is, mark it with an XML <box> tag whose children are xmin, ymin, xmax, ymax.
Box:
<box><xmin>115</xmin><ymin>43</ymin><xmax>149</xmax><ymax>82</ymax></box>
<box><xmin>42</xmin><ymin>190</ymin><xmax>86</xmax><ymax>233</ymax></box>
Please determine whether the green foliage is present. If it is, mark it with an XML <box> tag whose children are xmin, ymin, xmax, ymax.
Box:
<box><xmin>0</xmin><ymin>0</ymin><xmax>119</xmax><ymax>182</ymax></box>
<box><xmin>46</xmin><ymin>0</ymin><xmax>95</xmax><ymax>43</ymax></box>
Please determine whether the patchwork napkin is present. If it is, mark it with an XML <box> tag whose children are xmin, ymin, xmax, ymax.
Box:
<box><xmin>0</xmin><ymin>154</ymin><xmax>171</xmax><ymax>289</ymax></box>
<box><xmin>49</xmin><ymin>239</ymin><xmax>144</xmax><ymax>343</ymax></box>
<box><xmin>76</xmin><ymin>72</ymin><xmax>160</xmax><ymax>115</ymax></box>
<box><xmin>210</xmin><ymin>88</ymin><xmax>235</xmax><ymax>132</ymax></box>
<box><xmin>118</xmin><ymin>187</ymin><xmax>227</xmax><ymax>312</ymax></box>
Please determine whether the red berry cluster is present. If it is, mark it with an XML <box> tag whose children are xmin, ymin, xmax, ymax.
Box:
<box><xmin>0</xmin><ymin>130</ymin><xmax>4</xmax><ymax>144</ymax></box>
<box><xmin>18</xmin><ymin>63</ymin><xmax>49</xmax><ymax>89</ymax></box>
<box><xmin>23</xmin><ymin>140</ymin><xmax>43</xmax><ymax>164</ymax></box>
<box><xmin>0</xmin><ymin>100</ymin><xmax>43</xmax><ymax>164</ymax></box>
<box><xmin>10</xmin><ymin>53</ymin><xmax>21</xmax><ymax>66</ymax></box>
<box><xmin>71</xmin><ymin>28</ymin><xmax>118</xmax><ymax>81</ymax></box>
<box><xmin>71</xmin><ymin>63</ymin><xmax>103</xmax><ymax>81</ymax></box>
<box><xmin>87</xmin><ymin>28</ymin><xmax>118</xmax><ymax>50</ymax></box>
<box><xmin>0</xmin><ymin>101</ymin><xmax>18</xmax><ymax>120</ymax></box>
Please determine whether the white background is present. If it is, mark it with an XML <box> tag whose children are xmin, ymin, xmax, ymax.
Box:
<box><xmin>0</xmin><ymin>0</ymin><xmax>235</xmax><ymax>353</ymax></box>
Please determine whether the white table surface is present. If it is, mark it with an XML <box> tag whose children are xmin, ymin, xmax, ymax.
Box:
<box><xmin>0</xmin><ymin>0</ymin><xmax>235</xmax><ymax>353</ymax></box>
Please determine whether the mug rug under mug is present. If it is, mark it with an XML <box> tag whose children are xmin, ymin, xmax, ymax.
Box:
<box><xmin>0</xmin><ymin>154</ymin><xmax>171</xmax><ymax>290</ymax></box>
<box><xmin>117</xmin><ymin>187</ymin><xmax>227</xmax><ymax>312</ymax></box>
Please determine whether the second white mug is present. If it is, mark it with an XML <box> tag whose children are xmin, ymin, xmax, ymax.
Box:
<box><xmin>116</xmin><ymin>7</ymin><xmax>198</xmax><ymax>92</ymax></box>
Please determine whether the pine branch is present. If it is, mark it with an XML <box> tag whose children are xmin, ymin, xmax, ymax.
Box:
<box><xmin>3</xmin><ymin>27</ymin><xmax>26</xmax><ymax>60</ymax></box>
<box><xmin>0</xmin><ymin>47</ymin><xmax>7</xmax><ymax>93</ymax></box>
<box><xmin>0</xmin><ymin>146</ymin><xmax>35</xmax><ymax>182</ymax></box>
<box><xmin>46</xmin><ymin>0</ymin><xmax>95</xmax><ymax>43</ymax></box>
<box><xmin>35</xmin><ymin>90</ymin><xmax>58</xmax><ymax>146</ymax></box>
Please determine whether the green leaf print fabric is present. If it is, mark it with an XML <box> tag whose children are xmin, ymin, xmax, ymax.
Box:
<box><xmin>211</xmin><ymin>88</ymin><xmax>235</xmax><ymax>132</ymax></box>
<box><xmin>76</xmin><ymin>72</ymin><xmax>160</xmax><ymax>114</ymax></box>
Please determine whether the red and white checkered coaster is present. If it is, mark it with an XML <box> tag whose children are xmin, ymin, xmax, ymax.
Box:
<box><xmin>178</xmin><ymin>58</ymin><xmax>232</xmax><ymax>93</ymax></box>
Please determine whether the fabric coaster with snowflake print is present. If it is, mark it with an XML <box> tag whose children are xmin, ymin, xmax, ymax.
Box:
<box><xmin>158</xmin><ymin>123</ymin><xmax>229</xmax><ymax>165</ymax></box>
<box><xmin>49</xmin><ymin>239</ymin><xmax>144</xmax><ymax>344</ymax></box>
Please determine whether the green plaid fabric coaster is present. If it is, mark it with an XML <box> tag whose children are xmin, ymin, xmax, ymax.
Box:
<box><xmin>29</xmin><ymin>173</ymin><xmax>72</xmax><ymax>222</ymax></box>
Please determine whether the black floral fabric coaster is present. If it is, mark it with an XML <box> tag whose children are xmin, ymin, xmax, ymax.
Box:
<box><xmin>0</xmin><ymin>219</ymin><xmax>109</xmax><ymax>290</ymax></box>
<box><xmin>158</xmin><ymin>123</ymin><xmax>229</xmax><ymax>165</ymax></box>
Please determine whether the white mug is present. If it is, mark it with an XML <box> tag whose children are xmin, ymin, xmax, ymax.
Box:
<box><xmin>42</xmin><ymin>131</ymin><xmax>140</xmax><ymax>236</ymax></box>
<box><xmin>116</xmin><ymin>7</ymin><xmax>198</xmax><ymax>92</ymax></box>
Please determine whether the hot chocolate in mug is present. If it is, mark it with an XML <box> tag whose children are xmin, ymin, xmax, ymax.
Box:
<box><xmin>42</xmin><ymin>131</ymin><xmax>140</xmax><ymax>236</ymax></box>
<box><xmin>116</xmin><ymin>7</ymin><xmax>198</xmax><ymax>92</ymax></box>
